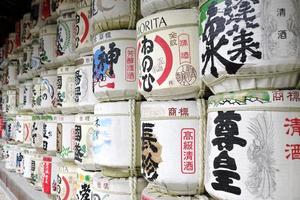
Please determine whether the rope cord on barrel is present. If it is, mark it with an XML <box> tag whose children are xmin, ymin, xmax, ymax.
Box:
<box><xmin>129</xmin><ymin>0</ymin><xmax>137</xmax><ymax>29</ymax></box>
<box><xmin>197</xmin><ymin>99</ymin><xmax>206</xmax><ymax>195</ymax></box>
<box><xmin>129</xmin><ymin>99</ymin><xmax>137</xmax><ymax>200</ymax></box>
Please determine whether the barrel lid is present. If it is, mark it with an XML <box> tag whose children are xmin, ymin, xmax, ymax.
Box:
<box><xmin>94</xmin><ymin>101</ymin><xmax>132</xmax><ymax>115</ymax></box>
<box><xmin>57</xmin><ymin>65</ymin><xmax>76</xmax><ymax>74</ymax></box>
<box><xmin>136</xmin><ymin>8</ymin><xmax>197</xmax><ymax>38</ymax></box>
<box><xmin>75</xmin><ymin>114</ymin><xmax>94</xmax><ymax>123</ymax></box>
<box><xmin>142</xmin><ymin>184</ymin><xmax>209</xmax><ymax>200</ymax></box>
<box><xmin>208</xmin><ymin>90</ymin><xmax>300</xmax><ymax>112</ymax></box>
<box><xmin>75</xmin><ymin>54</ymin><xmax>93</xmax><ymax>66</ymax></box>
<box><xmin>39</xmin><ymin>24</ymin><xmax>57</xmax><ymax>35</ymax></box>
<box><xmin>58</xmin><ymin>115</ymin><xmax>75</xmax><ymax>123</ymax></box>
<box><xmin>93</xmin><ymin>30</ymin><xmax>136</xmax><ymax>45</ymax></box>
<box><xmin>141</xmin><ymin>100</ymin><xmax>200</xmax><ymax>119</ymax></box>
<box><xmin>41</xmin><ymin>69</ymin><xmax>57</xmax><ymax>77</ymax></box>
<box><xmin>92</xmin><ymin>173</ymin><xmax>147</xmax><ymax>194</ymax></box>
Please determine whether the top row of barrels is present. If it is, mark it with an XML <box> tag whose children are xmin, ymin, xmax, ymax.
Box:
<box><xmin>1</xmin><ymin>0</ymin><xmax>299</xmax><ymax>101</ymax></box>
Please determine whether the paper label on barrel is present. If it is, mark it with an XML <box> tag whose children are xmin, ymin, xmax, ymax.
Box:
<box><xmin>32</xmin><ymin>84</ymin><xmax>42</xmax><ymax>108</ymax></box>
<box><xmin>75</xmin><ymin>124</ymin><xmax>94</xmax><ymax>164</ymax></box>
<box><xmin>40</xmin><ymin>36</ymin><xmax>55</xmax><ymax>64</ymax></box>
<box><xmin>93</xmin><ymin>32</ymin><xmax>137</xmax><ymax>94</ymax></box>
<box><xmin>58</xmin><ymin>73</ymin><xmax>75</xmax><ymax>107</ymax></box>
<box><xmin>43</xmin><ymin>159</ymin><xmax>52</xmax><ymax>194</ymax></box>
<box><xmin>57</xmin><ymin>15</ymin><xmax>75</xmax><ymax>56</ymax></box>
<box><xmin>23</xmin><ymin>122</ymin><xmax>32</xmax><ymax>144</ymax></box>
<box><xmin>61</xmin><ymin>124</ymin><xmax>75</xmax><ymax>159</ymax></box>
<box><xmin>21</xmin><ymin>19</ymin><xmax>32</xmax><ymax>44</ymax></box>
<box><xmin>16</xmin><ymin>151</ymin><xmax>24</xmax><ymax>174</ymax></box>
<box><xmin>75</xmin><ymin>6</ymin><xmax>91</xmax><ymax>50</ymax></box>
<box><xmin>32</xmin><ymin>120</ymin><xmax>43</xmax><ymax>148</ymax></box>
<box><xmin>41</xmin><ymin>77</ymin><xmax>58</xmax><ymax>108</ymax></box>
<box><xmin>57</xmin><ymin>173</ymin><xmax>77</xmax><ymax>200</ymax></box>
<box><xmin>199</xmin><ymin>0</ymin><xmax>300</xmax><ymax>81</ymax></box>
<box><xmin>205</xmin><ymin>110</ymin><xmax>300</xmax><ymax>200</ymax></box>
<box><xmin>137</xmin><ymin>11</ymin><xmax>199</xmax><ymax>93</ymax></box>
<box><xmin>75</xmin><ymin>69</ymin><xmax>88</xmax><ymax>102</ymax></box>
<box><xmin>43</xmin><ymin>122</ymin><xmax>58</xmax><ymax>152</ymax></box>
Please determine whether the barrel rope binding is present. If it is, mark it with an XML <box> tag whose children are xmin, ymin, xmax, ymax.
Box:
<box><xmin>128</xmin><ymin>0</ymin><xmax>137</xmax><ymax>29</ymax></box>
<box><xmin>197</xmin><ymin>99</ymin><xmax>206</xmax><ymax>195</ymax></box>
<box><xmin>129</xmin><ymin>98</ymin><xmax>137</xmax><ymax>200</ymax></box>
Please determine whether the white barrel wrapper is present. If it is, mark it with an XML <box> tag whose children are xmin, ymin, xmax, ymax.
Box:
<box><xmin>6</xmin><ymin>90</ymin><xmax>17</xmax><ymax>115</ymax></box>
<box><xmin>39</xmin><ymin>24</ymin><xmax>57</xmax><ymax>66</ymax></box>
<box><xmin>199</xmin><ymin>0</ymin><xmax>300</xmax><ymax>94</ymax></box>
<box><xmin>18</xmin><ymin>83</ymin><xmax>26</xmax><ymax>111</ymax></box>
<box><xmin>23</xmin><ymin>148</ymin><xmax>36</xmax><ymax>179</ymax></box>
<box><xmin>7</xmin><ymin>61</ymin><xmax>18</xmax><ymax>87</ymax></box>
<box><xmin>4</xmin><ymin>144</ymin><xmax>17</xmax><ymax>171</ymax></box>
<box><xmin>93</xmin><ymin>30</ymin><xmax>138</xmax><ymax>101</ymax></box>
<box><xmin>7</xmin><ymin>33</ymin><xmax>16</xmax><ymax>56</ymax></box>
<box><xmin>15</xmin><ymin>115</ymin><xmax>32</xmax><ymax>144</ymax></box>
<box><xmin>31</xmin><ymin>115</ymin><xmax>44</xmax><ymax>148</ymax></box>
<box><xmin>56</xmin><ymin>163</ymin><xmax>78</xmax><ymax>200</ymax></box>
<box><xmin>140</xmin><ymin>100</ymin><xmax>206</xmax><ymax>195</ymax></box>
<box><xmin>91</xmin><ymin>0</ymin><xmax>139</xmax><ymax>33</ymax></box>
<box><xmin>74</xmin><ymin>114</ymin><xmax>98</xmax><ymax>170</ymax></box>
<box><xmin>205</xmin><ymin>90</ymin><xmax>300</xmax><ymax>200</ymax></box>
<box><xmin>58</xmin><ymin>115</ymin><xmax>75</xmax><ymax>160</ymax></box>
<box><xmin>75</xmin><ymin>0</ymin><xmax>92</xmax><ymax>53</ymax></box>
<box><xmin>93</xmin><ymin>101</ymin><xmax>140</xmax><ymax>177</ymax></box>
<box><xmin>15</xmin><ymin>146</ymin><xmax>26</xmax><ymax>175</ymax></box>
<box><xmin>31</xmin><ymin>154</ymin><xmax>44</xmax><ymax>190</ymax></box>
<box><xmin>32</xmin><ymin>77</ymin><xmax>42</xmax><ymax>113</ymax></box>
<box><xmin>137</xmin><ymin>8</ymin><xmax>203</xmax><ymax>100</ymax></box>
<box><xmin>21</xmin><ymin>13</ymin><xmax>33</xmax><ymax>46</ymax></box>
<box><xmin>141</xmin><ymin>0</ymin><xmax>198</xmax><ymax>17</ymax></box>
<box><xmin>31</xmin><ymin>36</ymin><xmax>41</xmax><ymax>70</ymax></box>
<box><xmin>75</xmin><ymin>54</ymin><xmax>97</xmax><ymax>112</ymax></box>
<box><xmin>23</xmin><ymin>80</ymin><xmax>33</xmax><ymax>111</ymax></box>
<box><xmin>42</xmin><ymin>114</ymin><xmax>59</xmax><ymax>153</ymax></box>
<box><xmin>5</xmin><ymin>117</ymin><xmax>16</xmax><ymax>141</ymax></box>
<box><xmin>56</xmin><ymin>10</ymin><xmax>76</xmax><ymax>63</ymax></box>
<box><xmin>57</xmin><ymin>65</ymin><xmax>77</xmax><ymax>113</ymax></box>
<box><xmin>41</xmin><ymin>69</ymin><xmax>59</xmax><ymax>113</ymax></box>
<box><xmin>141</xmin><ymin>184</ymin><xmax>210</xmax><ymax>200</ymax></box>
<box><xmin>76</xmin><ymin>169</ymin><xmax>95</xmax><ymax>200</ymax></box>
<box><xmin>91</xmin><ymin>173</ymin><xmax>147</xmax><ymax>200</ymax></box>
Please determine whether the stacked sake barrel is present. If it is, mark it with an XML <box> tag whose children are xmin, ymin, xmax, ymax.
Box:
<box><xmin>89</xmin><ymin>0</ymin><xmax>148</xmax><ymax>199</ymax></box>
<box><xmin>137</xmin><ymin>0</ymin><xmax>211</xmax><ymax>199</ymax></box>
<box><xmin>199</xmin><ymin>0</ymin><xmax>300</xmax><ymax>200</ymax></box>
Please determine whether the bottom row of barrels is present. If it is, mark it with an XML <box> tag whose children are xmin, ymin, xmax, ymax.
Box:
<box><xmin>2</xmin><ymin>89</ymin><xmax>300</xmax><ymax>200</ymax></box>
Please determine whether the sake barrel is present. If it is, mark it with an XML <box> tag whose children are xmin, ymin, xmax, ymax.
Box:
<box><xmin>41</xmin><ymin>0</ymin><xmax>52</xmax><ymax>21</ymax></box>
<box><xmin>22</xmin><ymin>114</ymin><xmax>33</xmax><ymax>145</ymax></box>
<box><xmin>4</xmin><ymin>116</ymin><xmax>16</xmax><ymax>141</ymax></box>
<box><xmin>199</xmin><ymin>0</ymin><xmax>300</xmax><ymax>94</ymax></box>
<box><xmin>21</xmin><ymin>46</ymin><xmax>33</xmax><ymax>77</ymax></box>
<box><xmin>7</xmin><ymin>60</ymin><xmax>18</xmax><ymax>87</ymax></box>
<box><xmin>141</xmin><ymin>0</ymin><xmax>198</xmax><ymax>17</ymax></box>
<box><xmin>31</xmin><ymin>0</ymin><xmax>42</xmax><ymax>27</ymax></box>
<box><xmin>58</xmin><ymin>115</ymin><xmax>75</xmax><ymax>160</ymax></box>
<box><xmin>56</xmin><ymin>162</ymin><xmax>78</xmax><ymax>200</ymax></box>
<box><xmin>41</xmin><ymin>69</ymin><xmax>59</xmax><ymax>113</ymax></box>
<box><xmin>6</xmin><ymin>90</ymin><xmax>17</xmax><ymax>115</ymax></box>
<box><xmin>31</xmin><ymin>115</ymin><xmax>44</xmax><ymax>149</ymax></box>
<box><xmin>42</xmin><ymin>155</ymin><xmax>63</xmax><ymax>195</ymax></box>
<box><xmin>2</xmin><ymin>90</ymin><xmax>7</xmax><ymax>114</ymax></box>
<box><xmin>57</xmin><ymin>65</ymin><xmax>77</xmax><ymax>113</ymax></box>
<box><xmin>74</xmin><ymin>54</ymin><xmax>97</xmax><ymax>112</ymax></box>
<box><xmin>15</xmin><ymin>115</ymin><xmax>32</xmax><ymax>144</ymax></box>
<box><xmin>16</xmin><ymin>146</ymin><xmax>26</xmax><ymax>175</ymax></box>
<box><xmin>7</xmin><ymin>33</ymin><xmax>16</xmax><ymax>56</ymax></box>
<box><xmin>93</xmin><ymin>100</ymin><xmax>140</xmax><ymax>177</ymax></box>
<box><xmin>56</xmin><ymin>10</ymin><xmax>76</xmax><ymax>63</ymax></box>
<box><xmin>91</xmin><ymin>0</ymin><xmax>139</xmax><ymax>33</ymax></box>
<box><xmin>50</xmin><ymin>0</ymin><xmax>59</xmax><ymax>17</ymax></box>
<box><xmin>76</xmin><ymin>169</ymin><xmax>95</xmax><ymax>200</ymax></box>
<box><xmin>205</xmin><ymin>90</ymin><xmax>300</xmax><ymax>200</ymax></box>
<box><xmin>39</xmin><ymin>24</ymin><xmax>57</xmax><ymax>66</ymax></box>
<box><xmin>31</xmin><ymin>153</ymin><xmax>45</xmax><ymax>190</ymax></box>
<box><xmin>17</xmin><ymin>82</ymin><xmax>26</xmax><ymax>111</ymax></box>
<box><xmin>23</xmin><ymin>148</ymin><xmax>37</xmax><ymax>179</ymax></box>
<box><xmin>5</xmin><ymin>144</ymin><xmax>17</xmax><ymax>171</ymax></box>
<box><xmin>93</xmin><ymin>30</ymin><xmax>138</xmax><ymax>101</ymax></box>
<box><xmin>22</xmin><ymin>80</ymin><xmax>33</xmax><ymax>111</ymax></box>
<box><xmin>141</xmin><ymin>184</ymin><xmax>210</xmax><ymax>200</ymax></box>
<box><xmin>91</xmin><ymin>173</ymin><xmax>147</xmax><ymax>200</ymax></box>
<box><xmin>140</xmin><ymin>100</ymin><xmax>206</xmax><ymax>195</ymax></box>
<box><xmin>137</xmin><ymin>8</ymin><xmax>203</xmax><ymax>100</ymax></box>
<box><xmin>31</xmin><ymin>36</ymin><xmax>41</xmax><ymax>71</ymax></box>
<box><xmin>75</xmin><ymin>0</ymin><xmax>92</xmax><ymax>53</ymax></box>
<box><xmin>74</xmin><ymin>114</ymin><xmax>98</xmax><ymax>170</ymax></box>
<box><xmin>42</xmin><ymin>114</ymin><xmax>59</xmax><ymax>153</ymax></box>
<box><xmin>21</xmin><ymin>13</ymin><xmax>33</xmax><ymax>46</ymax></box>
<box><xmin>32</xmin><ymin>77</ymin><xmax>43</xmax><ymax>113</ymax></box>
